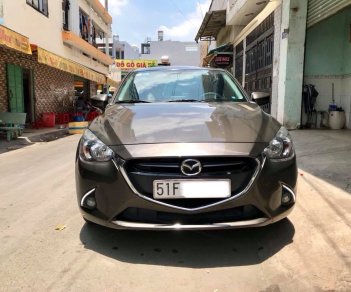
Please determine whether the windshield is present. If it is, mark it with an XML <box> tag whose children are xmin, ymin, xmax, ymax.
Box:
<box><xmin>115</xmin><ymin>69</ymin><xmax>247</xmax><ymax>103</ymax></box>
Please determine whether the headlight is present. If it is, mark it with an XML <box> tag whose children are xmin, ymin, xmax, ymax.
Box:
<box><xmin>79</xmin><ymin>129</ymin><xmax>114</xmax><ymax>162</ymax></box>
<box><xmin>264</xmin><ymin>127</ymin><xmax>294</xmax><ymax>160</ymax></box>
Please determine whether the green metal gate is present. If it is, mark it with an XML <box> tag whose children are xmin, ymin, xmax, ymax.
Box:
<box><xmin>7</xmin><ymin>63</ymin><xmax>24</xmax><ymax>113</ymax></box>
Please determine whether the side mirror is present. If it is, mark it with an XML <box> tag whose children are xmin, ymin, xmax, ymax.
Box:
<box><xmin>90</xmin><ymin>99</ymin><xmax>106</xmax><ymax>111</ymax></box>
<box><xmin>251</xmin><ymin>91</ymin><xmax>270</xmax><ymax>106</ymax></box>
<box><xmin>90</xmin><ymin>94</ymin><xmax>110</xmax><ymax>111</ymax></box>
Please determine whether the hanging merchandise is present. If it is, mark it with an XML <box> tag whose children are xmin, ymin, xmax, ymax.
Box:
<box><xmin>79</xmin><ymin>13</ymin><xmax>83</xmax><ymax>35</ymax></box>
<box><xmin>80</xmin><ymin>13</ymin><xmax>89</xmax><ymax>41</ymax></box>
<box><xmin>92</xmin><ymin>25</ymin><xmax>96</xmax><ymax>45</ymax></box>
<box><xmin>87</xmin><ymin>18</ymin><xmax>91</xmax><ymax>42</ymax></box>
<box><xmin>302</xmin><ymin>84</ymin><xmax>319</xmax><ymax>128</ymax></box>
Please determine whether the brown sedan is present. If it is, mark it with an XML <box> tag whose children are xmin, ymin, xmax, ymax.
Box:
<box><xmin>75</xmin><ymin>67</ymin><xmax>297</xmax><ymax>230</ymax></box>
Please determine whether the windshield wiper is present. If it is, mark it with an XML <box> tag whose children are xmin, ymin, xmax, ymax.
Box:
<box><xmin>168</xmin><ymin>99</ymin><xmax>204</xmax><ymax>102</ymax></box>
<box><xmin>117</xmin><ymin>100</ymin><xmax>151</xmax><ymax>103</ymax></box>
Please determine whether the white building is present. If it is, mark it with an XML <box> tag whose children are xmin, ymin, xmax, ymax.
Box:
<box><xmin>140</xmin><ymin>31</ymin><xmax>202</xmax><ymax>67</ymax></box>
<box><xmin>0</xmin><ymin>0</ymin><xmax>113</xmax><ymax>122</ymax></box>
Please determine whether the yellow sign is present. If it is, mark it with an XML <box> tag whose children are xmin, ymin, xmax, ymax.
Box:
<box><xmin>115</xmin><ymin>59</ymin><xmax>157</xmax><ymax>70</ymax></box>
<box><xmin>38</xmin><ymin>47</ymin><xmax>106</xmax><ymax>84</ymax></box>
<box><xmin>0</xmin><ymin>25</ymin><xmax>31</xmax><ymax>54</ymax></box>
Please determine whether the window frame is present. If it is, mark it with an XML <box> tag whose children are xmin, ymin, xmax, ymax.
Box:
<box><xmin>114</xmin><ymin>69</ymin><xmax>249</xmax><ymax>103</ymax></box>
<box><xmin>26</xmin><ymin>0</ymin><xmax>49</xmax><ymax>17</ymax></box>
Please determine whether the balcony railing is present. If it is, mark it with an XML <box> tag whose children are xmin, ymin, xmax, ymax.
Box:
<box><xmin>62</xmin><ymin>31</ymin><xmax>113</xmax><ymax>66</ymax></box>
<box><xmin>90</xmin><ymin>0</ymin><xmax>112</xmax><ymax>25</ymax></box>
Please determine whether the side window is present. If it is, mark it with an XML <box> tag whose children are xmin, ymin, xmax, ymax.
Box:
<box><xmin>117</xmin><ymin>76</ymin><xmax>134</xmax><ymax>101</ymax></box>
<box><xmin>27</xmin><ymin>0</ymin><xmax>49</xmax><ymax>17</ymax></box>
<box><xmin>223</xmin><ymin>74</ymin><xmax>245</xmax><ymax>101</ymax></box>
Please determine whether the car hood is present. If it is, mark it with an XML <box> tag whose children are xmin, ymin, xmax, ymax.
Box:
<box><xmin>89</xmin><ymin>102</ymin><xmax>280</xmax><ymax>145</ymax></box>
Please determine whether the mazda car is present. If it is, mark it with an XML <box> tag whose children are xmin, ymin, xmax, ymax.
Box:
<box><xmin>75</xmin><ymin>66</ymin><xmax>297</xmax><ymax>230</ymax></box>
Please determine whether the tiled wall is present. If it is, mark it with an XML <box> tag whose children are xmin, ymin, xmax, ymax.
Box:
<box><xmin>303</xmin><ymin>75</ymin><xmax>351</xmax><ymax>129</ymax></box>
<box><xmin>0</xmin><ymin>46</ymin><xmax>75</xmax><ymax>120</ymax></box>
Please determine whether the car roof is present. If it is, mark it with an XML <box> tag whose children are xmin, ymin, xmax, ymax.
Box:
<box><xmin>133</xmin><ymin>66</ymin><xmax>226</xmax><ymax>73</ymax></box>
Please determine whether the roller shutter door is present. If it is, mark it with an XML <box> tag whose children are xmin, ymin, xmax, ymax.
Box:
<box><xmin>307</xmin><ymin>0</ymin><xmax>351</xmax><ymax>27</ymax></box>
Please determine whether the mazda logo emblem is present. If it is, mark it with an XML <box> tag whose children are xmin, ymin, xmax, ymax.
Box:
<box><xmin>180</xmin><ymin>159</ymin><xmax>202</xmax><ymax>176</ymax></box>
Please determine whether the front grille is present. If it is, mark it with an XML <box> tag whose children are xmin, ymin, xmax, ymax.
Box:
<box><xmin>123</xmin><ymin>157</ymin><xmax>259</xmax><ymax>208</ymax></box>
<box><xmin>116</xmin><ymin>206</ymin><xmax>264</xmax><ymax>225</ymax></box>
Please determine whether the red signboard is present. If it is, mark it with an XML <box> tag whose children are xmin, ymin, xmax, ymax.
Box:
<box><xmin>214</xmin><ymin>54</ymin><xmax>232</xmax><ymax>68</ymax></box>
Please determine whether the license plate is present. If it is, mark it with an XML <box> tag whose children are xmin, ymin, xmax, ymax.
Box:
<box><xmin>153</xmin><ymin>179</ymin><xmax>231</xmax><ymax>199</ymax></box>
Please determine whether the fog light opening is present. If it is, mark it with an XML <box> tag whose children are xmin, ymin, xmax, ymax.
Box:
<box><xmin>86</xmin><ymin>197</ymin><xmax>96</xmax><ymax>208</ymax></box>
<box><xmin>281</xmin><ymin>185</ymin><xmax>296</xmax><ymax>206</ymax></box>
<box><xmin>282</xmin><ymin>193</ymin><xmax>292</xmax><ymax>204</ymax></box>
<box><xmin>81</xmin><ymin>188</ymin><xmax>97</xmax><ymax>210</ymax></box>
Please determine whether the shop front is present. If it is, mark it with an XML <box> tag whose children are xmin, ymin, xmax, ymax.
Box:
<box><xmin>202</xmin><ymin>44</ymin><xmax>233</xmax><ymax>71</ymax></box>
<box><xmin>0</xmin><ymin>25</ymin><xmax>108</xmax><ymax>127</ymax></box>
<box><xmin>0</xmin><ymin>25</ymin><xmax>35</xmax><ymax>123</ymax></box>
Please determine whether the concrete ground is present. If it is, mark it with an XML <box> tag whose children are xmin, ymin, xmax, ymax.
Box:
<box><xmin>0</xmin><ymin>127</ymin><xmax>69</xmax><ymax>154</ymax></box>
<box><xmin>0</xmin><ymin>129</ymin><xmax>350</xmax><ymax>291</ymax></box>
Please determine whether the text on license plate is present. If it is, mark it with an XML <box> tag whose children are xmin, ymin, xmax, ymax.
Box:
<box><xmin>153</xmin><ymin>179</ymin><xmax>231</xmax><ymax>199</ymax></box>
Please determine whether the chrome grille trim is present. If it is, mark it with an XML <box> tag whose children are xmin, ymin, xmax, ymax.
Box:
<box><xmin>282</xmin><ymin>184</ymin><xmax>296</xmax><ymax>203</ymax></box>
<box><xmin>111</xmin><ymin>217</ymin><xmax>269</xmax><ymax>230</ymax></box>
<box><xmin>114</xmin><ymin>157</ymin><xmax>265</xmax><ymax>212</ymax></box>
<box><xmin>80</xmin><ymin>188</ymin><xmax>96</xmax><ymax>207</ymax></box>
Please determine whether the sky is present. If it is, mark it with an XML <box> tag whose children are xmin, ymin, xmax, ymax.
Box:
<box><xmin>99</xmin><ymin>0</ymin><xmax>211</xmax><ymax>47</ymax></box>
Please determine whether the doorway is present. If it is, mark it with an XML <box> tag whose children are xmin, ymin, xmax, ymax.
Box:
<box><xmin>23</xmin><ymin>68</ymin><xmax>35</xmax><ymax>123</ymax></box>
<box><xmin>22</xmin><ymin>68</ymin><xmax>35</xmax><ymax>123</ymax></box>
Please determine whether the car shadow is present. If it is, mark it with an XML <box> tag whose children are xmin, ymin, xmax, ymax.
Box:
<box><xmin>79</xmin><ymin>219</ymin><xmax>295</xmax><ymax>268</ymax></box>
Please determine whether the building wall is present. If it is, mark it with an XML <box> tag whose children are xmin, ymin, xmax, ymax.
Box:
<box><xmin>270</xmin><ymin>5</ymin><xmax>282</xmax><ymax>118</ymax></box>
<box><xmin>78</xmin><ymin>0</ymin><xmax>110</xmax><ymax>35</ymax></box>
<box><xmin>0</xmin><ymin>47</ymin><xmax>74</xmax><ymax>119</ymax></box>
<box><xmin>2</xmin><ymin>0</ymin><xmax>108</xmax><ymax>75</ymax></box>
<box><xmin>217</xmin><ymin>25</ymin><xmax>244</xmax><ymax>47</ymax></box>
<box><xmin>304</xmin><ymin>7</ymin><xmax>351</xmax><ymax>128</ymax></box>
<box><xmin>121</xmin><ymin>42</ymin><xmax>140</xmax><ymax>59</ymax></box>
<box><xmin>276</xmin><ymin>0</ymin><xmax>307</xmax><ymax>129</ymax></box>
<box><xmin>96</xmin><ymin>39</ymin><xmax>140</xmax><ymax>59</ymax></box>
<box><xmin>210</xmin><ymin>0</ymin><xmax>227</xmax><ymax>11</ymax></box>
<box><xmin>140</xmin><ymin>41</ymin><xmax>201</xmax><ymax>66</ymax></box>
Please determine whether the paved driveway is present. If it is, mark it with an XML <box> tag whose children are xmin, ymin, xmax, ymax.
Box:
<box><xmin>0</xmin><ymin>130</ymin><xmax>350</xmax><ymax>291</ymax></box>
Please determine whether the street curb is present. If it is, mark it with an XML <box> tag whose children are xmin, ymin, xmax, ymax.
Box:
<box><xmin>26</xmin><ymin>129</ymin><xmax>70</xmax><ymax>143</ymax></box>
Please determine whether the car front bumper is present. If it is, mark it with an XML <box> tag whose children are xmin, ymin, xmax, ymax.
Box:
<box><xmin>75</xmin><ymin>145</ymin><xmax>297</xmax><ymax>230</ymax></box>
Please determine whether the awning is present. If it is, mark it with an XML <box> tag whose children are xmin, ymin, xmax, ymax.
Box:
<box><xmin>195</xmin><ymin>10</ymin><xmax>226</xmax><ymax>43</ymax></box>
<box><xmin>0</xmin><ymin>25</ymin><xmax>32</xmax><ymax>54</ymax></box>
<box><xmin>37</xmin><ymin>47</ymin><xmax>106</xmax><ymax>84</ymax></box>
<box><xmin>62</xmin><ymin>31</ymin><xmax>113</xmax><ymax>66</ymax></box>
<box><xmin>202</xmin><ymin>44</ymin><xmax>233</xmax><ymax>67</ymax></box>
